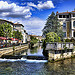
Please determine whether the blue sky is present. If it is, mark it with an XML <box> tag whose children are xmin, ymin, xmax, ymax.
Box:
<box><xmin>0</xmin><ymin>0</ymin><xmax>75</xmax><ymax>35</ymax></box>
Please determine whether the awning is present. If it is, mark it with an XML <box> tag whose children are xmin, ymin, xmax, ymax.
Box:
<box><xmin>0</xmin><ymin>37</ymin><xmax>6</xmax><ymax>40</ymax></box>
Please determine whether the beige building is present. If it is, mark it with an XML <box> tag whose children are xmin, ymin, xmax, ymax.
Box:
<box><xmin>14</xmin><ymin>23</ymin><xmax>27</xmax><ymax>43</ymax></box>
<box><xmin>57</xmin><ymin>10</ymin><xmax>75</xmax><ymax>39</ymax></box>
<box><xmin>0</xmin><ymin>19</ymin><xmax>14</xmax><ymax>30</ymax></box>
<box><xmin>0</xmin><ymin>19</ymin><xmax>14</xmax><ymax>38</ymax></box>
<box><xmin>0</xmin><ymin>19</ymin><xmax>30</xmax><ymax>43</ymax></box>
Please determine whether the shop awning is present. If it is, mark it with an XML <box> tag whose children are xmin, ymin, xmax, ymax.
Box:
<box><xmin>0</xmin><ymin>37</ymin><xmax>7</xmax><ymax>40</ymax></box>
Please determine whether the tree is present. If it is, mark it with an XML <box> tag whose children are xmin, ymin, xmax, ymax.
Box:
<box><xmin>0</xmin><ymin>22</ymin><xmax>12</xmax><ymax>37</ymax></box>
<box><xmin>42</xmin><ymin>12</ymin><xmax>63</xmax><ymax>39</ymax></box>
<box><xmin>30</xmin><ymin>36</ymin><xmax>38</xmax><ymax>47</ymax></box>
<box><xmin>13</xmin><ymin>30</ymin><xmax>23</xmax><ymax>40</ymax></box>
<box><xmin>46</xmin><ymin>32</ymin><xmax>61</xmax><ymax>42</ymax></box>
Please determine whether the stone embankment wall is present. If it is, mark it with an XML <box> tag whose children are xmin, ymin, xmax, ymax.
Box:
<box><xmin>0</xmin><ymin>44</ymin><xmax>29</xmax><ymax>57</ymax></box>
<box><xmin>48</xmin><ymin>49</ymin><xmax>75</xmax><ymax>62</ymax></box>
<box><xmin>45</xmin><ymin>43</ymin><xmax>75</xmax><ymax>62</ymax></box>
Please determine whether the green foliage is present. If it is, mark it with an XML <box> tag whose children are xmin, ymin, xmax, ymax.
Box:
<box><xmin>30</xmin><ymin>36</ymin><xmax>38</xmax><ymax>46</ymax></box>
<box><xmin>0</xmin><ymin>22</ymin><xmax>12</xmax><ymax>37</ymax></box>
<box><xmin>70</xmin><ymin>37</ymin><xmax>75</xmax><ymax>45</ymax></box>
<box><xmin>30</xmin><ymin>47</ymin><xmax>38</xmax><ymax>54</ymax></box>
<box><xmin>42</xmin><ymin>12</ymin><xmax>63</xmax><ymax>39</ymax></box>
<box><xmin>13</xmin><ymin>46</ymin><xmax>15</xmax><ymax>50</ymax></box>
<box><xmin>65</xmin><ymin>38</ymin><xmax>70</xmax><ymax>42</ymax></box>
<box><xmin>46</xmin><ymin>32</ymin><xmax>61</xmax><ymax>42</ymax></box>
<box><xmin>13</xmin><ymin>30</ymin><xmax>23</xmax><ymax>40</ymax></box>
<box><xmin>5</xmin><ymin>67</ymin><xmax>13</xmax><ymax>71</ymax></box>
<box><xmin>63</xmin><ymin>44</ymin><xmax>67</xmax><ymax>50</ymax></box>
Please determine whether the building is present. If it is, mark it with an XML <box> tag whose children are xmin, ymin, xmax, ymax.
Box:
<box><xmin>14</xmin><ymin>23</ymin><xmax>27</xmax><ymax>43</ymax></box>
<box><xmin>56</xmin><ymin>10</ymin><xmax>75</xmax><ymax>39</ymax></box>
<box><xmin>30</xmin><ymin>35</ymin><xmax>44</xmax><ymax>41</ymax></box>
<box><xmin>24</xmin><ymin>30</ymin><xmax>30</xmax><ymax>43</ymax></box>
<box><xmin>27</xmin><ymin>34</ymin><xmax>31</xmax><ymax>43</ymax></box>
<box><xmin>0</xmin><ymin>19</ymin><xmax>30</xmax><ymax>43</ymax></box>
<box><xmin>0</xmin><ymin>19</ymin><xmax>14</xmax><ymax>31</ymax></box>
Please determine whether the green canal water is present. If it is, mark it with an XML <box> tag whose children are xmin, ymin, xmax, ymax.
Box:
<box><xmin>0</xmin><ymin>46</ymin><xmax>75</xmax><ymax>75</ymax></box>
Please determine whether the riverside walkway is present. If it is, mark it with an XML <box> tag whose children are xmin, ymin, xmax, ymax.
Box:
<box><xmin>0</xmin><ymin>44</ymin><xmax>29</xmax><ymax>58</ymax></box>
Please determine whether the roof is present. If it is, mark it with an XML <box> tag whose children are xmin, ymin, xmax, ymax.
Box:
<box><xmin>57</xmin><ymin>10</ymin><xmax>75</xmax><ymax>15</ymax></box>
<box><xmin>0</xmin><ymin>19</ymin><xmax>14</xmax><ymax>25</ymax></box>
<box><xmin>0</xmin><ymin>19</ymin><xmax>25</xmax><ymax>27</ymax></box>
<box><xmin>57</xmin><ymin>11</ymin><xmax>70</xmax><ymax>15</ymax></box>
<box><xmin>30</xmin><ymin>35</ymin><xmax>42</xmax><ymax>37</ymax></box>
<box><xmin>14</xmin><ymin>23</ymin><xmax>24</xmax><ymax>27</ymax></box>
<box><xmin>72</xmin><ymin>11</ymin><xmax>75</xmax><ymax>12</ymax></box>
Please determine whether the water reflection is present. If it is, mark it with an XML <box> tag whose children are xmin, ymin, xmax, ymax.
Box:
<box><xmin>0</xmin><ymin>58</ymin><xmax>75</xmax><ymax>75</ymax></box>
<box><xmin>0</xmin><ymin>46</ymin><xmax>75</xmax><ymax>75</ymax></box>
<box><xmin>46</xmin><ymin>58</ymin><xmax>75</xmax><ymax>75</ymax></box>
<box><xmin>21</xmin><ymin>46</ymin><xmax>43</xmax><ymax>56</ymax></box>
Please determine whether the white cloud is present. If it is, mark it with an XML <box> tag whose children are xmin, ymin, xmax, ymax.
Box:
<box><xmin>0</xmin><ymin>1</ymin><xmax>52</xmax><ymax>35</ymax></box>
<box><xmin>6</xmin><ymin>17</ymin><xmax>46</xmax><ymax>36</ymax></box>
<box><xmin>0</xmin><ymin>1</ymin><xmax>32</xmax><ymax>18</ymax></box>
<box><xmin>27</xmin><ymin>1</ymin><xmax>55</xmax><ymax>10</ymax></box>
<box><xmin>27</xmin><ymin>2</ymin><xmax>37</xmax><ymax>8</ymax></box>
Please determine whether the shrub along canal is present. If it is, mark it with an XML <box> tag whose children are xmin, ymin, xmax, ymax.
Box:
<box><xmin>0</xmin><ymin>46</ymin><xmax>75</xmax><ymax>75</ymax></box>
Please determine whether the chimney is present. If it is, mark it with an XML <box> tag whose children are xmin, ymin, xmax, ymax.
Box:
<box><xmin>56</xmin><ymin>11</ymin><xmax>58</xmax><ymax>13</ymax></box>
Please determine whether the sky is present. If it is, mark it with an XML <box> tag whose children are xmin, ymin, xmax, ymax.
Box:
<box><xmin>0</xmin><ymin>0</ymin><xmax>75</xmax><ymax>36</ymax></box>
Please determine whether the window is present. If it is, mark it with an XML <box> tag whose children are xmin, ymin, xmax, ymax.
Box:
<box><xmin>66</xmin><ymin>15</ymin><xmax>69</xmax><ymax>18</ymax></box>
<box><xmin>59</xmin><ymin>15</ymin><xmax>62</xmax><ymax>18</ymax></box>
<box><xmin>63</xmin><ymin>23</ymin><xmax>66</xmax><ymax>29</ymax></box>
<box><xmin>73</xmin><ymin>21</ymin><xmax>75</xmax><ymax>27</ymax></box>
<box><xmin>73</xmin><ymin>32</ymin><xmax>75</xmax><ymax>37</ymax></box>
<box><xmin>63</xmin><ymin>15</ymin><xmax>66</xmax><ymax>18</ymax></box>
<box><xmin>21</xmin><ymin>26</ymin><xmax>24</xmax><ymax>30</ymax></box>
<box><xmin>73</xmin><ymin>14</ymin><xmax>75</xmax><ymax>17</ymax></box>
<box><xmin>64</xmin><ymin>32</ymin><xmax>66</xmax><ymax>37</ymax></box>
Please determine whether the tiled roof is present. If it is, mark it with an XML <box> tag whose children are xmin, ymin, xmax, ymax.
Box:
<box><xmin>57</xmin><ymin>10</ymin><xmax>75</xmax><ymax>14</ymax></box>
<box><xmin>14</xmin><ymin>23</ymin><xmax>24</xmax><ymax>27</ymax></box>
<box><xmin>72</xmin><ymin>11</ymin><xmax>75</xmax><ymax>12</ymax></box>
<box><xmin>30</xmin><ymin>35</ymin><xmax>42</xmax><ymax>37</ymax></box>
<box><xmin>57</xmin><ymin>12</ymin><xmax>70</xmax><ymax>14</ymax></box>
<box><xmin>0</xmin><ymin>19</ymin><xmax>14</xmax><ymax>25</ymax></box>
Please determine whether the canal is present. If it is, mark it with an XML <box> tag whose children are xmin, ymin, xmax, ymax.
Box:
<box><xmin>0</xmin><ymin>46</ymin><xmax>75</xmax><ymax>75</ymax></box>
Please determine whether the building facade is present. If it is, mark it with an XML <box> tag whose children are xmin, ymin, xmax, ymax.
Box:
<box><xmin>57</xmin><ymin>10</ymin><xmax>75</xmax><ymax>39</ymax></box>
<box><xmin>0</xmin><ymin>19</ymin><xmax>30</xmax><ymax>43</ymax></box>
<box><xmin>14</xmin><ymin>23</ymin><xmax>27</xmax><ymax>43</ymax></box>
<box><xmin>0</xmin><ymin>19</ymin><xmax>14</xmax><ymax>30</ymax></box>
<box><xmin>30</xmin><ymin>35</ymin><xmax>44</xmax><ymax>41</ymax></box>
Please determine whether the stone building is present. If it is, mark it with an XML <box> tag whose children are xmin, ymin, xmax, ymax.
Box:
<box><xmin>56</xmin><ymin>10</ymin><xmax>75</xmax><ymax>39</ymax></box>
